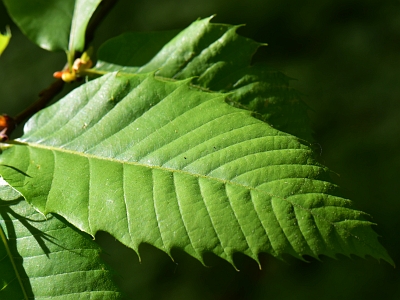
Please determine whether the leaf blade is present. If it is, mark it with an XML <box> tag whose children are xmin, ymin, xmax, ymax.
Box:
<box><xmin>69</xmin><ymin>0</ymin><xmax>102</xmax><ymax>53</ymax></box>
<box><xmin>0</xmin><ymin>72</ymin><xmax>393</xmax><ymax>266</ymax></box>
<box><xmin>96</xmin><ymin>17</ymin><xmax>312</xmax><ymax>140</ymax></box>
<box><xmin>0</xmin><ymin>186</ymin><xmax>122</xmax><ymax>299</ymax></box>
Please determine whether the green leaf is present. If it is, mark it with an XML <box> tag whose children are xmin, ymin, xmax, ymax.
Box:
<box><xmin>97</xmin><ymin>30</ymin><xmax>180</xmax><ymax>67</ymax></box>
<box><xmin>96</xmin><ymin>17</ymin><xmax>312</xmax><ymax>141</ymax></box>
<box><xmin>3</xmin><ymin>0</ymin><xmax>101</xmax><ymax>51</ymax></box>
<box><xmin>0</xmin><ymin>185</ymin><xmax>121</xmax><ymax>299</ymax></box>
<box><xmin>0</xmin><ymin>177</ymin><xmax>20</xmax><ymax>200</ymax></box>
<box><xmin>68</xmin><ymin>0</ymin><xmax>103</xmax><ymax>54</ymax></box>
<box><xmin>0</xmin><ymin>72</ymin><xmax>393</xmax><ymax>267</ymax></box>
<box><xmin>0</xmin><ymin>27</ymin><xmax>11</xmax><ymax>56</ymax></box>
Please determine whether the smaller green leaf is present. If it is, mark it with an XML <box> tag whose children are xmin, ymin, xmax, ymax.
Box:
<box><xmin>3</xmin><ymin>0</ymin><xmax>101</xmax><ymax>52</ymax></box>
<box><xmin>0</xmin><ymin>185</ymin><xmax>121</xmax><ymax>299</ymax></box>
<box><xmin>68</xmin><ymin>0</ymin><xmax>103</xmax><ymax>53</ymax></box>
<box><xmin>0</xmin><ymin>27</ymin><xmax>11</xmax><ymax>56</ymax></box>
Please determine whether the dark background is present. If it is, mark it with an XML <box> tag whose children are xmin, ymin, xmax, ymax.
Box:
<box><xmin>1</xmin><ymin>0</ymin><xmax>399</xmax><ymax>299</ymax></box>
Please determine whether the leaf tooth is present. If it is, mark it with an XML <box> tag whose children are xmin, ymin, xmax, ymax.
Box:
<box><xmin>122</xmin><ymin>164</ymin><xmax>134</xmax><ymax>246</ymax></box>
<box><xmin>119</xmin><ymin>165</ymin><xmax>158</xmax><ymax>251</ymax></box>
<box><xmin>141</xmin><ymin>17</ymin><xmax>215</xmax><ymax>76</ymax></box>
<box><xmin>227</xmin><ymin>185</ymin><xmax>274</xmax><ymax>261</ymax></box>
<box><xmin>294</xmin><ymin>205</ymin><xmax>327</xmax><ymax>258</ymax></box>
<box><xmin>222</xmin><ymin>184</ymin><xmax>261</xmax><ymax>266</ymax></box>
<box><xmin>172</xmin><ymin>172</ymin><xmax>207</xmax><ymax>265</ymax></box>
<box><xmin>183</xmin><ymin>176</ymin><xmax>224</xmax><ymax>261</ymax></box>
<box><xmin>198</xmin><ymin>177</ymin><xmax>256</xmax><ymax>268</ymax></box>
<box><xmin>173</xmin><ymin>22</ymin><xmax>259</xmax><ymax>86</ymax></box>
<box><xmin>249</xmin><ymin>189</ymin><xmax>291</xmax><ymax>258</ymax></box>
<box><xmin>151</xmin><ymin>168</ymin><xmax>167</xmax><ymax>254</ymax></box>
<box><xmin>269</xmin><ymin>196</ymin><xmax>308</xmax><ymax>260</ymax></box>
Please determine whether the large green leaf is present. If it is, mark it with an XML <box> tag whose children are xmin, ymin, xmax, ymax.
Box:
<box><xmin>3</xmin><ymin>0</ymin><xmax>101</xmax><ymax>51</ymax></box>
<box><xmin>95</xmin><ymin>18</ymin><xmax>312</xmax><ymax>141</ymax></box>
<box><xmin>0</xmin><ymin>183</ymin><xmax>121</xmax><ymax>299</ymax></box>
<box><xmin>0</xmin><ymin>72</ymin><xmax>392</xmax><ymax>267</ymax></box>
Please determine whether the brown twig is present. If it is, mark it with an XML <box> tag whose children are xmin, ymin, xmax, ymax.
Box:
<box><xmin>1</xmin><ymin>0</ymin><xmax>119</xmax><ymax>140</ymax></box>
<box><xmin>14</xmin><ymin>79</ymin><xmax>65</xmax><ymax>125</ymax></box>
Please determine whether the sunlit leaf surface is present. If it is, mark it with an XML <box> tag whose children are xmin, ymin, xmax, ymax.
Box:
<box><xmin>96</xmin><ymin>18</ymin><xmax>311</xmax><ymax>140</ymax></box>
<box><xmin>0</xmin><ymin>71</ymin><xmax>392</xmax><ymax>267</ymax></box>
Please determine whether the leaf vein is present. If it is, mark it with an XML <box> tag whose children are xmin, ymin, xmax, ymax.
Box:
<box><xmin>198</xmin><ymin>178</ymin><xmax>229</xmax><ymax>259</ymax></box>
<box><xmin>172</xmin><ymin>173</ymin><xmax>202</xmax><ymax>259</ymax></box>
<box><xmin>152</xmin><ymin>169</ymin><xmax>166</xmax><ymax>251</ymax></box>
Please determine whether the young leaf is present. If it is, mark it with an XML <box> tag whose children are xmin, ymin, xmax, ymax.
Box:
<box><xmin>0</xmin><ymin>27</ymin><xmax>11</xmax><ymax>56</ymax></box>
<box><xmin>3</xmin><ymin>0</ymin><xmax>101</xmax><ymax>52</ymax></box>
<box><xmin>0</xmin><ymin>185</ymin><xmax>121</xmax><ymax>299</ymax></box>
<box><xmin>95</xmin><ymin>17</ymin><xmax>312</xmax><ymax>141</ymax></box>
<box><xmin>68</xmin><ymin>0</ymin><xmax>102</xmax><ymax>52</ymax></box>
<box><xmin>0</xmin><ymin>72</ymin><xmax>393</xmax><ymax>267</ymax></box>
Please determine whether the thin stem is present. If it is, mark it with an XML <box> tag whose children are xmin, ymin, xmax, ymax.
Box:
<box><xmin>67</xmin><ymin>50</ymin><xmax>74</xmax><ymax>71</ymax></box>
<box><xmin>80</xmin><ymin>68</ymin><xmax>108</xmax><ymax>77</ymax></box>
<box><xmin>0</xmin><ymin>223</ymin><xmax>29</xmax><ymax>300</ymax></box>
<box><xmin>13</xmin><ymin>79</ymin><xmax>64</xmax><ymax>125</ymax></box>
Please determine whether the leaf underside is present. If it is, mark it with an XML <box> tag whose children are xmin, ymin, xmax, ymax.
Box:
<box><xmin>0</xmin><ymin>71</ymin><xmax>392</xmax><ymax>267</ymax></box>
<box><xmin>0</xmin><ymin>185</ymin><xmax>121</xmax><ymax>299</ymax></box>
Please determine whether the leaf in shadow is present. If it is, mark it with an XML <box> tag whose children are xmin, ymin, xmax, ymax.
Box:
<box><xmin>0</xmin><ymin>192</ymin><xmax>121</xmax><ymax>299</ymax></box>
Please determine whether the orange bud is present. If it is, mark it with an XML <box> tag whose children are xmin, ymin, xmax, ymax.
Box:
<box><xmin>0</xmin><ymin>114</ymin><xmax>11</xmax><ymax>129</ymax></box>
<box><xmin>0</xmin><ymin>114</ymin><xmax>15</xmax><ymax>141</ymax></box>
<box><xmin>53</xmin><ymin>71</ymin><xmax>63</xmax><ymax>79</ymax></box>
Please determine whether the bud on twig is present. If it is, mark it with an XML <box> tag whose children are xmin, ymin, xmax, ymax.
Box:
<box><xmin>53</xmin><ymin>49</ymin><xmax>93</xmax><ymax>83</ymax></box>
<box><xmin>0</xmin><ymin>114</ymin><xmax>16</xmax><ymax>141</ymax></box>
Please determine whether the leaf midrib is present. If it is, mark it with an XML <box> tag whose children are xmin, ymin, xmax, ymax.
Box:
<box><xmin>7</xmin><ymin>140</ymin><xmax>357</xmax><ymax>231</ymax></box>
<box><xmin>8</xmin><ymin>141</ymin><xmax>379</xmax><ymax>256</ymax></box>
<box><xmin>14</xmin><ymin>140</ymin><xmax>314</xmax><ymax>196</ymax></box>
